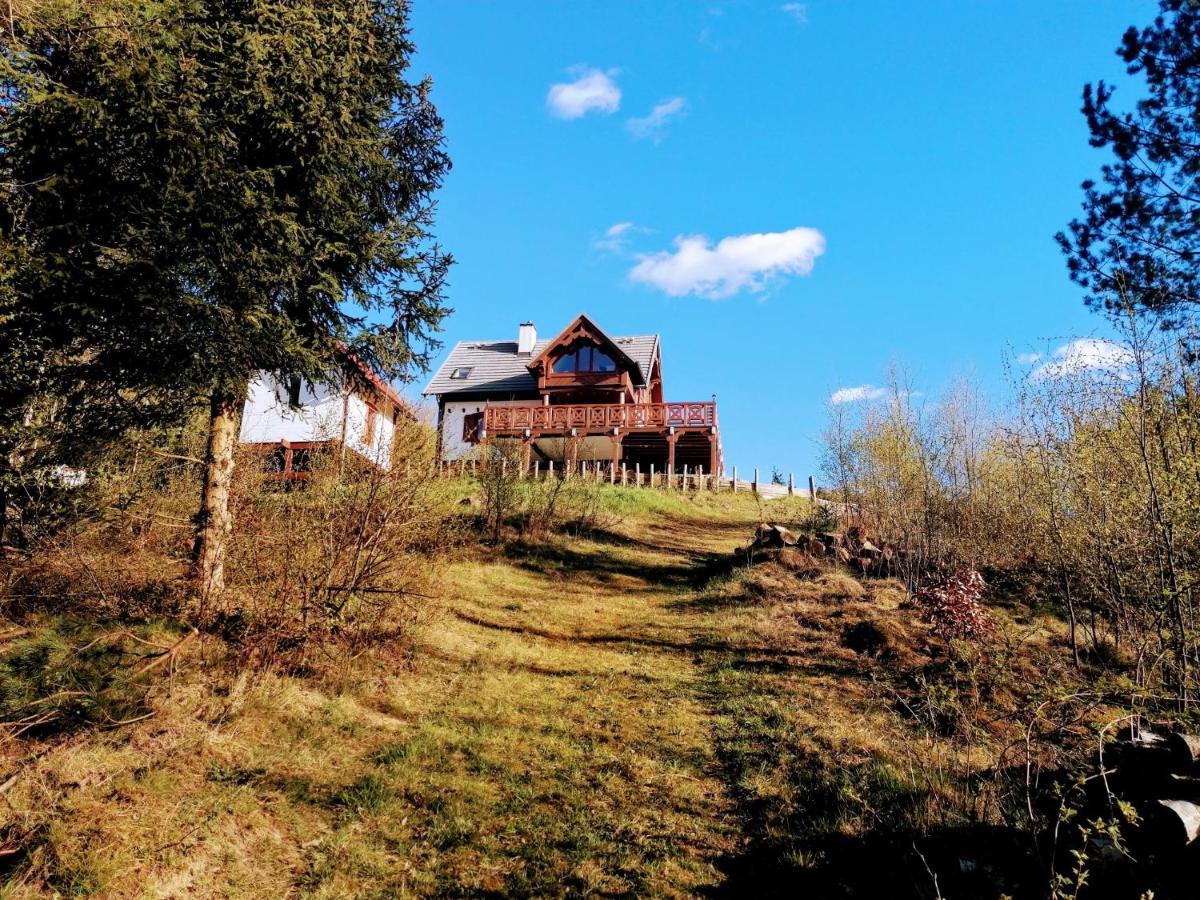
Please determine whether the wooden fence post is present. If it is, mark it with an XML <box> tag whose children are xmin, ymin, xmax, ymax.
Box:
<box><xmin>788</xmin><ymin>472</ymin><xmax>794</xmax><ymax>496</ymax></box>
<box><xmin>649</xmin><ymin>463</ymin><xmax>655</xmax><ymax>489</ymax></box>
<box><xmin>732</xmin><ymin>465</ymin><xmax>738</xmax><ymax>493</ymax></box>
<box><xmin>809</xmin><ymin>475</ymin><xmax>816</xmax><ymax>502</ymax></box>
<box><xmin>752</xmin><ymin>467</ymin><xmax>759</xmax><ymax>495</ymax></box>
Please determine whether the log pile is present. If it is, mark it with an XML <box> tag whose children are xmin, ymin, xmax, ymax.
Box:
<box><xmin>745</xmin><ymin>522</ymin><xmax>898</xmax><ymax>576</ymax></box>
<box><xmin>1112</xmin><ymin>727</ymin><xmax>1200</xmax><ymax>850</ymax></box>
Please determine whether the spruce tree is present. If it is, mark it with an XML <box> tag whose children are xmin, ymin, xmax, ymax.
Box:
<box><xmin>1</xmin><ymin>1</ymin><xmax>451</xmax><ymax>597</ymax></box>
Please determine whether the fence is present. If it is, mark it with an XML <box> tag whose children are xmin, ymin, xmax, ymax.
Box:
<box><xmin>428</xmin><ymin>457</ymin><xmax>818</xmax><ymax>499</ymax></box>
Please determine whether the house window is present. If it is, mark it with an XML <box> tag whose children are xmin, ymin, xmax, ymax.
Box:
<box><xmin>286</xmin><ymin>375</ymin><xmax>303</xmax><ymax>406</ymax></box>
<box><xmin>462</xmin><ymin>411</ymin><xmax>483</xmax><ymax>443</ymax></box>
<box><xmin>552</xmin><ymin>343</ymin><xmax>616</xmax><ymax>374</ymax></box>
<box><xmin>365</xmin><ymin>405</ymin><xmax>378</xmax><ymax>447</ymax></box>
<box><xmin>263</xmin><ymin>446</ymin><xmax>287</xmax><ymax>474</ymax></box>
<box><xmin>450</xmin><ymin>367</ymin><xmax>473</xmax><ymax>380</ymax></box>
<box><xmin>290</xmin><ymin>448</ymin><xmax>312</xmax><ymax>473</ymax></box>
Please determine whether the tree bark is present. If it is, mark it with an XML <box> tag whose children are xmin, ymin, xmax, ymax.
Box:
<box><xmin>193</xmin><ymin>385</ymin><xmax>244</xmax><ymax>609</ymax></box>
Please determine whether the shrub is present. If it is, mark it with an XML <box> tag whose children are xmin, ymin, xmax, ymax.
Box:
<box><xmin>221</xmin><ymin>420</ymin><xmax>457</xmax><ymax>669</ymax></box>
<box><xmin>913</xmin><ymin>569</ymin><xmax>994</xmax><ymax>640</ymax></box>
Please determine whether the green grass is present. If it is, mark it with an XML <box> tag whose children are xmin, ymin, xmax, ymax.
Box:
<box><xmin>0</xmin><ymin>485</ymin><xmax>1047</xmax><ymax>897</ymax></box>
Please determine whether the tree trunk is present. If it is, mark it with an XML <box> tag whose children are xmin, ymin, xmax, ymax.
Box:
<box><xmin>193</xmin><ymin>385</ymin><xmax>243</xmax><ymax>609</ymax></box>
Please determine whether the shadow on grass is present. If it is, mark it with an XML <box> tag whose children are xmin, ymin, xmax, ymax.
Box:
<box><xmin>503</xmin><ymin>538</ymin><xmax>734</xmax><ymax>593</ymax></box>
<box><xmin>694</xmin><ymin>653</ymin><xmax>1041</xmax><ymax>899</ymax></box>
<box><xmin>451</xmin><ymin>609</ymin><xmax>790</xmax><ymax>659</ymax></box>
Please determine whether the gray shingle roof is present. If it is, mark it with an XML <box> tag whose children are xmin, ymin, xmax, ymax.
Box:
<box><xmin>423</xmin><ymin>333</ymin><xmax>659</xmax><ymax>396</ymax></box>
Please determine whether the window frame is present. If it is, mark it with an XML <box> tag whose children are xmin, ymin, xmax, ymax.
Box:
<box><xmin>365</xmin><ymin>404</ymin><xmax>379</xmax><ymax>448</ymax></box>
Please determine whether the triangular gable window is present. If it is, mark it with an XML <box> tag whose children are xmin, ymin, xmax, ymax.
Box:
<box><xmin>552</xmin><ymin>344</ymin><xmax>617</xmax><ymax>374</ymax></box>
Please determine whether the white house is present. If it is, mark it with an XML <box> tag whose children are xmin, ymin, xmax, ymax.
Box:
<box><xmin>422</xmin><ymin>315</ymin><xmax>722</xmax><ymax>476</ymax></box>
<box><xmin>239</xmin><ymin>354</ymin><xmax>408</xmax><ymax>478</ymax></box>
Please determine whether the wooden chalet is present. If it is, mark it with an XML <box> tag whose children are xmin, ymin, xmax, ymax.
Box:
<box><xmin>422</xmin><ymin>314</ymin><xmax>723</xmax><ymax>476</ymax></box>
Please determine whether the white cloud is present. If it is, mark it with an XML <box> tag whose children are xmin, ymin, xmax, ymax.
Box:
<box><xmin>547</xmin><ymin>67</ymin><xmax>621</xmax><ymax>119</ymax></box>
<box><xmin>594</xmin><ymin>221</ymin><xmax>638</xmax><ymax>254</ymax></box>
<box><xmin>628</xmin><ymin>227</ymin><xmax>826</xmax><ymax>299</ymax></box>
<box><xmin>830</xmin><ymin>385</ymin><xmax>888</xmax><ymax>405</ymax></box>
<box><xmin>627</xmin><ymin>97</ymin><xmax>687</xmax><ymax>142</ymax></box>
<box><xmin>781</xmin><ymin>3</ymin><xmax>808</xmax><ymax>24</ymax></box>
<box><xmin>1016</xmin><ymin>352</ymin><xmax>1042</xmax><ymax>365</ymax></box>
<box><xmin>1032</xmin><ymin>338</ymin><xmax>1133</xmax><ymax>380</ymax></box>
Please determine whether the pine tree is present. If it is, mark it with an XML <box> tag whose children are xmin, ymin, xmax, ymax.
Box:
<box><xmin>1057</xmin><ymin>0</ymin><xmax>1200</xmax><ymax>328</ymax></box>
<box><xmin>1</xmin><ymin>0</ymin><xmax>452</xmax><ymax>597</ymax></box>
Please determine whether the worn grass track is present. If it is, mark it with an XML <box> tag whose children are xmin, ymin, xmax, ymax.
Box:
<box><xmin>12</xmin><ymin>490</ymin><xmax>961</xmax><ymax>897</ymax></box>
<box><xmin>359</xmin><ymin>509</ymin><xmax>761</xmax><ymax>897</ymax></box>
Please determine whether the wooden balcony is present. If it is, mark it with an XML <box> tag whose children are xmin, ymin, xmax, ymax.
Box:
<box><xmin>483</xmin><ymin>401</ymin><xmax>717</xmax><ymax>436</ymax></box>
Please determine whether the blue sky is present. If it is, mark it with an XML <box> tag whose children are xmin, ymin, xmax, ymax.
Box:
<box><xmin>406</xmin><ymin>0</ymin><xmax>1153</xmax><ymax>480</ymax></box>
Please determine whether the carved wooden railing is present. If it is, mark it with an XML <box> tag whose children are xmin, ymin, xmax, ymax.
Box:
<box><xmin>484</xmin><ymin>402</ymin><xmax>717</xmax><ymax>435</ymax></box>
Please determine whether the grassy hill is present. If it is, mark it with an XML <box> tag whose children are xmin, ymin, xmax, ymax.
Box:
<box><xmin>0</xmin><ymin>485</ymin><xmax>1084</xmax><ymax>897</ymax></box>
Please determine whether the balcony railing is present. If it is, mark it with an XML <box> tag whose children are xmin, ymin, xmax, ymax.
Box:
<box><xmin>484</xmin><ymin>402</ymin><xmax>717</xmax><ymax>435</ymax></box>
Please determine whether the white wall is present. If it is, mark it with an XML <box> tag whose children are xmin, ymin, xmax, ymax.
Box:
<box><xmin>344</xmin><ymin>391</ymin><xmax>395</xmax><ymax>469</ymax></box>
<box><xmin>239</xmin><ymin>374</ymin><xmax>343</xmax><ymax>444</ymax></box>
<box><xmin>239</xmin><ymin>373</ymin><xmax>394</xmax><ymax>470</ymax></box>
<box><xmin>439</xmin><ymin>399</ymin><xmax>537</xmax><ymax>461</ymax></box>
<box><xmin>532</xmin><ymin>435</ymin><xmax>618</xmax><ymax>463</ymax></box>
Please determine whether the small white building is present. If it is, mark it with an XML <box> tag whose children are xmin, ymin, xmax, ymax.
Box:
<box><xmin>239</xmin><ymin>354</ymin><xmax>407</xmax><ymax>478</ymax></box>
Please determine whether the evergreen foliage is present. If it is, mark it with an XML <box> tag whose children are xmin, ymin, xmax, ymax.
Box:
<box><xmin>0</xmin><ymin>0</ymin><xmax>451</xmax><ymax>559</ymax></box>
<box><xmin>1057</xmin><ymin>0</ymin><xmax>1200</xmax><ymax>327</ymax></box>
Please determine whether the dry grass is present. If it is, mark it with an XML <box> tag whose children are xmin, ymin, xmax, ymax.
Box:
<box><xmin>0</xmin><ymin>486</ymin><xmax>1083</xmax><ymax>897</ymax></box>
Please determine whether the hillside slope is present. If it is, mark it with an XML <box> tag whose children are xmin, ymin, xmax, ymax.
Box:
<box><xmin>3</xmin><ymin>489</ymin><xmax>1059</xmax><ymax>897</ymax></box>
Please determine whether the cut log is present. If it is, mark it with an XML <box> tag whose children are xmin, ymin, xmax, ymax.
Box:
<box><xmin>773</xmin><ymin>526</ymin><xmax>799</xmax><ymax>546</ymax></box>
<box><xmin>1167</xmin><ymin>733</ymin><xmax>1200</xmax><ymax>768</ymax></box>
<box><xmin>804</xmin><ymin>537</ymin><xmax>826</xmax><ymax>557</ymax></box>
<box><xmin>1153</xmin><ymin>799</ymin><xmax>1200</xmax><ymax>845</ymax></box>
<box><xmin>860</xmin><ymin>539</ymin><xmax>882</xmax><ymax>558</ymax></box>
<box><xmin>834</xmin><ymin>547</ymin><xmax>852</xmax><ymax>564</ymax></box>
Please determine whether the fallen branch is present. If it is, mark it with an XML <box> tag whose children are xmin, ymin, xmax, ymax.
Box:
<box><xmin>133</xmin><ymin>627</ymin><xmax>198</xmax><ymax>675</ymax></box>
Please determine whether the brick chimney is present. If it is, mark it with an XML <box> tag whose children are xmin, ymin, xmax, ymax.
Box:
<box><xmin>518</xmin><ymin>321</ymin><xmax>537</xmax><ymax>356</ymax></box>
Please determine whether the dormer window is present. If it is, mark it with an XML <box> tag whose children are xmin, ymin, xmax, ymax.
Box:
<box><xmin>450</xmin><ymin>367</ymin><xmax>473</xmax><ymax>380</ymax></box>
<box><xmin>553</xmin><ymin>343</ymin><xmax>616</xmax><ymax>374</ymax></box>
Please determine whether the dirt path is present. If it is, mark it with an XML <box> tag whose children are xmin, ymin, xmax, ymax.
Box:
<box><xmin>363</xmin><ymin>511</ymin><xmax>768</xmax><ymax>897</ymax></box>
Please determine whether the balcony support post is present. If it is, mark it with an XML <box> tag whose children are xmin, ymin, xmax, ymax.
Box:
<box><xmin>610</xmin><ymin>429</ymin><xmax>622</xmax><ymax>484</ymax></box>
<box><xmin>666</xmin><ymin>428</ymin><xmax>677</xmax><ymax>490</ymax></box>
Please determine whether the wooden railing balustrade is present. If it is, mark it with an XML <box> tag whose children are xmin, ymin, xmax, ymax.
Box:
<box><xmin>483</xmin><ymin>401</ymin><xmax>717</xmax><ymax>435</ymax></box>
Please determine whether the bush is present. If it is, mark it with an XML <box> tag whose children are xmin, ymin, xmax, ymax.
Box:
<box><xmin>913</xmin><ymin>570</ymin><xmax>994</xmax><ymax>641</ymax></box>
<box><xmin>220</xmin><ymin>421</ymin><xmax>457</xmax><ymax>669</ymax></box>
